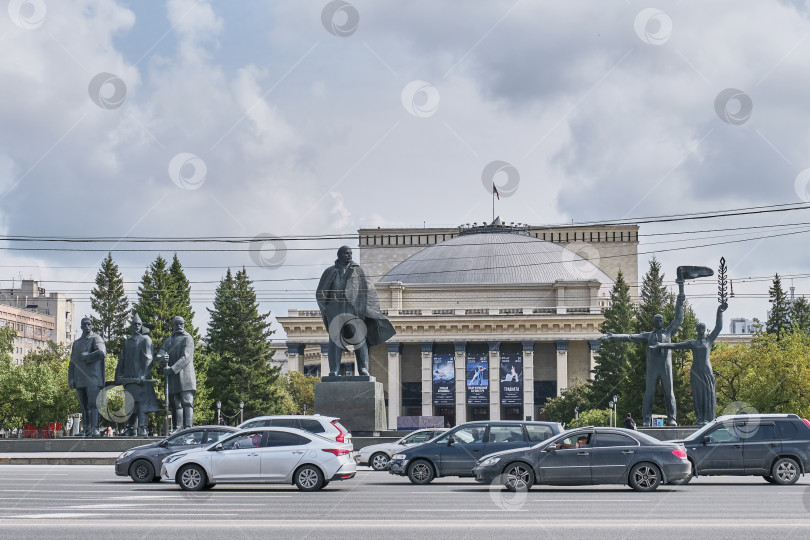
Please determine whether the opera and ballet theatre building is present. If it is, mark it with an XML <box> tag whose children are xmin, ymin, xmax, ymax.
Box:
<box><xmin>277</xmin><ymin>220</ymin><xmax>639</xmax><ymax>427</ymax></box>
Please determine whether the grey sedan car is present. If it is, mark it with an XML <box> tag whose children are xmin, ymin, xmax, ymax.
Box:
<box><xmin>115</xmin><ymin>426</ymin><xmax>239</xmax><ymax>482</ymax></box>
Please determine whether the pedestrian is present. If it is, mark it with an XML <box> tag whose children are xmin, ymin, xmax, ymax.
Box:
<box><xmin>624</xmin><ymin>413</ymin><xmax>637</xmax><ymax>430</ymax></box>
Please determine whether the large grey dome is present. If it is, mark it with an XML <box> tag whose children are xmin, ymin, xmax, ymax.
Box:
<box><xmin>379</xmin><ymin>233</ymin><xmax>614</xmax><ymax>286</ymax></box>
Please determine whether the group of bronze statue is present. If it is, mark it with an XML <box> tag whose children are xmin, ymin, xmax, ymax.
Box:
<box><xmin>68</xmin><ymin>245</ymin><xmax>724</xmax><ymax>435</ymax></box>
<box><xmin>67</xmin><ymin>314</ymin><xmax>196</xmax><ymax>437</ymax></box>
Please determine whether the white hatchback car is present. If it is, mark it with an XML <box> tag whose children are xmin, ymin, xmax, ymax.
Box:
<box><xmin>237</xmin><ymin>415</ymin><xmax>351</xmax><ymax>447</ymax></box>
<box><xmin>161</xmin><ymin>427</ymin><xmax>356</xmax><ymax>491</ymax></box>
<box><xmin>356</xmin><ymin>428</ymin><xmax>447</xmax><ymax>471</ymax></box>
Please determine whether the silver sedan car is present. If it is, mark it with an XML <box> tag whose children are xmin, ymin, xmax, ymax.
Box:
<box><xmin>356</xmin><ymin>428</ymin><xmax>447</xmax><ymax>471</ymax></box>
<box><xmin>161</xmin><ymin>427</ymin><xmax>356</xmax><ymax>491</ymax></box>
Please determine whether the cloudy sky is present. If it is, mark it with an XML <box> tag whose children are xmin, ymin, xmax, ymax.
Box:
<box><xmin>2</xmin><ymin>0</ymin><xmax>810</xmax><ymax>339</ymax></box>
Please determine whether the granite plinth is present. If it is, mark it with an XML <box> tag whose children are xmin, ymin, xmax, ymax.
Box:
<box><xmin>639</xmin><ymin>426</ymin><xmax>699</xmax><ymax>441</ymax></box>
<box><xmin>320</xmin><ymin>375</ymin><xmax>376</xmax><ymax>383</ymax></box>
<box><xmin>314</xmin><ymin>380</ymin><xmax>387</xmax><ymax>433</ymax></box>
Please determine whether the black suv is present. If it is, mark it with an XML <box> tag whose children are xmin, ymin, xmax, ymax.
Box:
<box><xmin>388</xmin><ymin>420</ymin><xmax>563</xmax><ymax>485</ymax></box>
<box><xmin>669</xmin><ymin>414</ymin><xmax>810</xmax><ymax>485</ymax></box>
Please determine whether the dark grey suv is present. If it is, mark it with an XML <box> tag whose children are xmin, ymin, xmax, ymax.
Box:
<box><xmin>115</xmin><ymin>425</ymin><xmax>239</xmax><ymax>482</ymax></box>
<box><xmin>388</xmin><ymin>420</ymin><xmax>563</xmax><ymax>485</ymax></box>
<box><xmin>669</xmin><ymin>414</ymin><xmax>810</xmax><ymax>485</ymax></box>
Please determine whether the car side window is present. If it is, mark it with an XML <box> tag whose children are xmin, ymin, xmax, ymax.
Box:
<box><xmin>745</xmin><ymin>424</ymin><xmax>775</xmax><ymax>442</ymax></box>
<box><xmin>707</xmin><ymin>426</ymin><xmax>741</xmax><ymax>443</ymax></box>
<box><xmin>776</xmin><ymin>421</ymin><xmax>799</xmax><ymax>440</ymax></box>
<box><xmin>299</xmin><ymin>419</ymin><xmax>326</xmax><ymax>434</ymax></box>
<box><xmin>241</xmin><ymin>421</ymin><xmax>260</xmax><ymax>429</ymax></box>
<box><xmin>272</xmin><ymin>419</ymin><xmax>298</xmax><ymax>429</ymax></box>
<box><xmin>205</xmin><ymin>430</ymin><xmax>233</xmax><ymax>443</ymax></box>
<box><xmin>166</xmin><ymin>431</ymin><xmax>204</xmax><ymax>447</ymax></box>
<box><xmin>487</xmin><ymin>425</ymin><xmax>525</xmax><ymax>443</ymax></box>
<box><xmin>222</xmin><ymin>433</ymin><xmax>263</xmax><ymax>450</ymax></box>
<box><xmin>403</xmin><ymin>432</ymin><xmax>430</xmax><ymax>444</ymax></box>
<box><xmin>451</xmin><ymin>427</ymin><xmax>485</xmax><ymax>444</ymax></box>
<box><xmin>526</xmin><ymin>425</ymin><xmax>553</xmax><ymax>442</ymax></box>
<box><xmin>555</xmin><ymin>433</ymin><xmax>592</xmax><ymax>449</ymax></box>
<box><xmin>265</xmin><ymin>431</ymin><xmax>310</xmax><ymax>447</ymax></box>
<box><xmin>592</xmin><ymin>433</ymin><xmax>638</xmax><ymax>447</ymax></box>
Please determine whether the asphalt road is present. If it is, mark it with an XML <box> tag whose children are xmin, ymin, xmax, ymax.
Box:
<box><xmin>1</xmin><ymin>465</ymin><xmax>809</xmax><ymax>539</ymax></box>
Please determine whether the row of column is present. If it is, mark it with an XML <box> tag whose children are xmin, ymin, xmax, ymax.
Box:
<box><xmin>286</xmin><ymin>339</ymin><xmax>603</xmax><ymax>429</ymax></box>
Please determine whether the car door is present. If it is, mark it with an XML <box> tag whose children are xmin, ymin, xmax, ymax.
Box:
<box><xmin>743</xmin><ymin>423</ymin><xmax>779</xmax><ymax>474</ymax></box>
<box><xmin>156</xmin><ymin>429</ymin><xmax>206</xmax><ymax>464</ymax></box>
<box><xmin>439</xmin><ymin>425</ymin><xmax>487</xmax><ymax>476</ymax></box>
<box><xmin>537</xmin><ymin>432</ymin><xmax>593</xmax><ymax>484</ymax></box>
<box><xmin>260</xmin><ymin>431</ymin><xmax>310</xmax><ymax>481</ymax></box>
<box><xmin>485</xmin><ymin>424</ymin><xmax>529</xmax><ymax>454</ymax></box>
<box><xmin>698</xmin><ymin>423</ymin><xmax>744</xmax><ymax>473</ymax></box>
<box><xmin>589</xmin><ymin>432</ymin><xmax>638</xmax><ymax>484</ymax></box>
<box><xmin>210</xmin><ymin>432</ymin><xmax>264</xmax><ymax>481</ymax></box>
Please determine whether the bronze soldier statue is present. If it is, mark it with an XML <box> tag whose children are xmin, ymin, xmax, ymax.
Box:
<box><xmin>115</xmin><ymin>313</ymin><xmax>159</xmax><ymax>436</ymax></box>
<box><xmin>316</xmin><ymin>246</ymin><xmax>396</xmax><ymax>377</ymax></box>
<box><xmin>157</xmin><ymin>316</ymin><xmax>196</xmax><ymax>430</ymax></box>
<box><xmin>68</xmin><ymin>318</ymin><xmax>106</xmax><ymax>437</ymax></box>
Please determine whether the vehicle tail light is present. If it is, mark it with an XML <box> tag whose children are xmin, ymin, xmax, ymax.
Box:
<box><xmin>322</xmin><ymin>449</ymin><xmax>350</xmax><ymax>456</ymax></box>
<box><xmin>671</xmin><ymin>448</ymin><xmax>688</xmax><ymax>460</ymax></box>
<box><xmin>802</xmin><ymin>419</ymin><xmax>810</xmax><ymax>430</ymax></box>
<box><xmin>332</xmin><ymin>420</ymin><xmax>346</xmax><ymax>443</ymax></box>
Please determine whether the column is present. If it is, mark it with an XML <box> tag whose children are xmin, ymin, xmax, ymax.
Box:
<box><xmin>421</xmin><ymin>342</ymin><xmax>433</xmax><ymax>417</ymax></box>
<box><xmin>555</xmin><ymin>340</ymin><xmax>569</xmax><ymax>396</ymax></box>
<box><xmin>387</xmin><ymin>342</ymin><xmax>402</xmax><ymax>430</ymax></box>
<box><xmin>488</xmin><ymin>341</ymin><xmax>501</xmax><ymax>420</ymax></box>
<box><xmin>319</xmin><ymin>343</ymin><xmax>329</xmax><ymax>377</ymax></box>
<box><xmin>454</xmin><ymin>341</ymin><xmax>466</xmax><ymax>426</ymax></box>
<box><xmin>588</xmin><ymin>340</ymin><xmax>601</xmax><ymax>380</ymax></box>
<box><xmin>286</xmin><ymin>342</ymin><xmax>305</xmax><ymax>373</ymax></box>
<box><xmin>522</xmin><ymin>341</ymin><xmax>534</xmax><ymax>421</ymax></box>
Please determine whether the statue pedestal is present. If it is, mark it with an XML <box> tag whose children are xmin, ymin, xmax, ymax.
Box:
<box><xmin>314</xmin><ymin>380</ymin><xmax>387</xmax><ymax>434</ymax></box>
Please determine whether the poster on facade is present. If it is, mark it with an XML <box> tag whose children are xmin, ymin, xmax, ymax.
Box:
<box><xmin>499</xmin><ymin>352</ymin><xmax>523</xmax><ymax>406</ymax></box>
<box><xmin>466</xmin><ymin>354</ymin><xmax>489</xmax><ymax>405</ymax></box>
<box><xmin>432</xmin><ymin>354</ymin><xmax>455</xmax><ymax>405</ymax></box>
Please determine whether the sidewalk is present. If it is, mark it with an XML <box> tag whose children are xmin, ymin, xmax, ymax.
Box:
<box><xmin>0</xmin><ymin>452</ymin><xmax>119</xmax><ymax>465</ymax></box>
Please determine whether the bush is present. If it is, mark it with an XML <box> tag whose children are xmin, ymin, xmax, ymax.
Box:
<box><xmin>568</xmin><ymin>408</ymin><xmax>611</xmax><ymax>428</ymax></box>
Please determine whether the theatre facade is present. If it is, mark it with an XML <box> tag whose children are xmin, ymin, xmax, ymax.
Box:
<box><xmin>277</xmin><ymin>221</ymin><xmax>639</xmax><ymax>428</ymax></box>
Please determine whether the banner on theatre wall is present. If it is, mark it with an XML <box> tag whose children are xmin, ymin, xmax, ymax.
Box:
<box><xmin>465</xmin><ymin>353</ymin><xmax>489</xmax><ymax>405</ymax></box>
<box><xmin>499</xmin><ymin>352</ymin><xmax>523</xmax><ymax>406</ymax></box>
<box><xmin>432</xmin><ymin>354</ymin><xmax>455</xmax><ymax>405</ymax></box>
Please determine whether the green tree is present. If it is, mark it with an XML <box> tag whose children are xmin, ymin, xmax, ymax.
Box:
<box><xmin>90</xmin><ymin>252</ymin><xmax>129</xmax><ymax>356</ymax></box>
<box><xmin>15</xmin><ymin>343</ymin><xmax>76</xmax><ymax>429</ymax></box>
<box><xmin>568</xmin><ymin>408</ymin><xmax>611</xmax><ymax>428</ymax></box>
<box><xmin>767</xmin><ymin>274</ymin><xmax>791</xmax><ymax>338</ymax></box>
<box><xmin>590</xmin><ymin>270</ymin><xmax>634</xmax><ymax>408</ymax></box>
<box><xmin>790</xmin><ymin>296</ymin><xmax>810</xmax><ymax>335</ymax></box>
<box><xmin>205</xmin><ymin>268</ymin><xmax>285</xmax><ymax>419</ymax></box>
<box><xmin>132</xmin><ymin>255</ymin><xmax>174</xmax><ymax>346</ymax></box>
<box><xmin>283</xmin><ymin>371</ymin><xmax>319</xmax><ymax>414</ymax></box>
<box><xmin>540</xmin><ymin>380</ymin><xmax>591</xmax><ymax>426</ymax></box>
<box><xmin>168</xmin><ymin>254</ymin><xmax>199</xmax><ymax>344</ymax></box>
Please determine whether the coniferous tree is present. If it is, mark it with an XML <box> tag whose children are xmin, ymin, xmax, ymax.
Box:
<box><xmin>132</xmin><ymin>255</ymin><xmax>174</xmax><ymax>346</ymax></box>
<box><xmin>167</xmin><ymin>254</ymin><xmax>199</xmax><ymax>344</ymax></box>
<box><xmin>767</xmin><ymin>274</ymin><xmax>791</xmax><ymax>338</ymax></box>
<box><xmin>790</xmin><ymin>296</ymin><xmax>810</xmax><ymax>335</ymax></box>
<box><xmin>90</xmin><ymin>252</ymin><xmax>129</xmax><ymax>356</ymax></box>
<box><xmin>590</xmin><ymin>270</ymin><xmax>635</xmax><ymax>408</ymax></box>
<box><xmin>205</xmin><ymin>268</ymin><xmax>284</xmax><ymax>419</ymax></box>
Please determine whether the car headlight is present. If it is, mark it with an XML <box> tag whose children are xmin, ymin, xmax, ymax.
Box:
<box><xmin>164</xmin><ymin>453</ymin><xmax>187</xmax><ymax>464</ymax></box>
<box><xmin>391</xmin><ymin>454</ymin><xmax>406</xmax><ymax>461</ymax></box>
<box><xmin>479</xmin><ymin>456</ymin><xmax>501</xmax><ymax>467</ymax></box>
<box><xmin>118</xmin><ymin>450</ymin><xmax>135</xmax><ymax>459</ymax></box>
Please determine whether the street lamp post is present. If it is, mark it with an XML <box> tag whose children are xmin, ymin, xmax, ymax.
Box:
<box><xmin>608</xmin><ymin>401</ymin><xmax>614</xmax><ymax>427</ymax></box>
<box><xmin>216</xmin><ymin>401</ymin><xmax>222</xmax><ymax>426</ymax></box>
<box><xmin>612</xmin><ymin>395</ymin><xmax>618</xmax><ymax>427</ymax></box>
<box><xmin>574</xmin><ymin>405</ymin><xmax>579</xmax><ymax>420</ymax></box>
<box><xmin>239</xmin><ymin>401</ymin><xmax>244</xmax><ymax>425</ymax></box>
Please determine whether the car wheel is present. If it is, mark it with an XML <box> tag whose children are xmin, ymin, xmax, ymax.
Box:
<box><xmin>771</xmin><ymin>457</ymin><xmax>800</xmax><ymax>485</ymax></box>
<box><xmin>129</xmin><ymin>459</ymin><xmax>155</xmax><ymax>483</ymax></box>
<box><xmin>763</xmin><ymin>475</ymin><xmax>776</xmax><ymax>484</ymax></box>
<box><xmin>407</xmin><ymin>460</ymin><xmax>435</xmax><ymax>485</ymax></box>
<box><xmin>503</xmin><ymin>462</ymin><xmax>534</xmax><ymax>492</ymax></box>
<box><xmin>177</xmin><ymin>464</ymin><xmax>207</xmax><ymax>491</ymax></box>
<box><xmin>370</xmin><ymin>452</ymin><xmax>390</xmax><ymax>471</ymax></box>
<box><xmin>629</xmin><ymin>462</ymin><xmax>662</xmax><ymax>492</ymax></box>
<box><xmin>295</xmin><ymin>465</ymin><xmax>324</xmax><ymax>491</ymax></box>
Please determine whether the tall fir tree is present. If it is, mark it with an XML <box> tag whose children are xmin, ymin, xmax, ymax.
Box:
<box><xmin>205</xmin><ymin>268</ymin><xmax>284</xmax><ymax>419</ymax></box>
<box><xmin>89</xmin><ymin>252</ymin><xmax>130</xmax><ymax>356</ymax></box>
<box><xmin>767</xmin><ymin>274</ymin><xmax>791</xmax><ymax>338</ymax></box>
<box><xmin>132</xmin><ymin>255</ymin><xmax>174</xmax><ymax>346</ymax></box>
<box><xmin>789</xmin><ymin>296</ymin><xmax>810</xmax><ymax>335</ymax></box>
<box><xmin>590</xmin><ymin>270</ymin><xmax>635</xmax><ymax>408</ymax></box>
<box><xmin>167</xmin><ymin>254</ymin><xmax>199</xmax><ymax>344</ymax></box>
